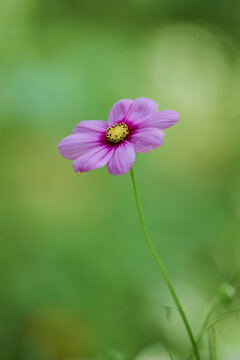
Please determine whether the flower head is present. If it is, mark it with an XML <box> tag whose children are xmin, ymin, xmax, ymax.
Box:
<box><xmin>58</xmin><ymin>98</ymin><xmax>179</xmax><ymax>175</ymax></box>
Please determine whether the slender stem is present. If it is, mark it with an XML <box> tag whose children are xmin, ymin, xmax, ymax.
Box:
<box><xmin>207</xmin><ymin>330</ymin><xmax>213</xmax><ymax>360</ymax></box>
<box><xmin>212</xmin><ymin>326</ymin><xmax>217</xmax><ymax>360</ymax></box>
<box><xmin>130</xmin><ymin>168</ymin><xmax>201</xmax><ymax>360</ymax></box>
<box><xmin>196</xmin><ymin>295</ymin><xmax>222</xmax><ymax>346</ymax></box>
<box><xmin>188</xmin><ymin>295</ymin><xmax>222</xmax><ymax>360</ymax></box>
<box><xmin>208</xmin><ymin>326</ymin><xmax>217</xmax><ymax>360</ymax></box>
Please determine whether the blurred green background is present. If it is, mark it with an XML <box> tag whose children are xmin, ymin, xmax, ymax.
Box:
<box><xmin>0</xmin><ymin>0</ymin><xmax>240</xmax><ymax>359</ymax></box>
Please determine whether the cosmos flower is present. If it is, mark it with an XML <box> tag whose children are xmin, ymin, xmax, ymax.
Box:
<box><xmin>58</xmin><ymin>98</ymin><xmax>179</xmax><ymax>175</ymax></box>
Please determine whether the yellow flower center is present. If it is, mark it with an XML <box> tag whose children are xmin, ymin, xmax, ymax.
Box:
<box><xmin>106</xmin><ymin>122</ymin><xmax>129</xmax><ymax>143</ymax></box>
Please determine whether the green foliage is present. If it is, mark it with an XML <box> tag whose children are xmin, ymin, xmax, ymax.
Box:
<box><xmin>0</xmin><ymin>0</ymin><xmax>240</xmax><ymax>359</ymax></box>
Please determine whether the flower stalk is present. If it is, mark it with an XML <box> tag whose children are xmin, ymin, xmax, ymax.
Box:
<box><xmin>208</xmin><ymin>325</ymin><xmax>217</xmax><ymax>360</ymax></box>
<box><xmin>130</xmin><ymin>168</ymin><xmax>201</xmax><ymax>360</ymax></box>
<box><xmin>196</xmin><ymin>294</ymin><xmax>223</xmax><ymax>348</ymax></box>
<box><xmin>188</xmin><ymin>282</ymin><xmax>236</xmax><ymax>359</ymax></box>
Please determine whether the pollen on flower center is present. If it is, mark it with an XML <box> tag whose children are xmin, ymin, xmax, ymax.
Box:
<box><xmin>106</xmin><ymin>122</ymin><xmax>129</xmax><ymax>143</ymax></box>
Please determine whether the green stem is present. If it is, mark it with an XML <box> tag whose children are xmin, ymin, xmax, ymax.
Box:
<box><xmin>208</xmin><ymin>326</ymin><xmax>217</xmax><ymax>360</ymax></box>
<box><xmin>188</xmin><ymin>293</ymin><xmax>224</xmax><ymax>360</ymax></box>
<box><xmin>130</xmin><ymin>168</ymin><xmax>201</xmax><ymax>360</ymax></box>
<box><xmin>196</xmin><ymin>295</ymin><xmax>223</xmax><ymax>346</ymax></box>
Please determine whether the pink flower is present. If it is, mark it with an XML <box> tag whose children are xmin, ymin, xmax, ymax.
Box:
<box><xmin>58</xmin><ymin>98</ymin><xmax>179</xmax><ymax>175</ymax></box>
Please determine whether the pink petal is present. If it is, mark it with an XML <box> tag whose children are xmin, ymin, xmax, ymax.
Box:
<box><xmin>73</xmin><ymin>144</ymin><xmax>114</xmax><ymax>173</ymax></box>
<box><xmin>126</xmin><ymin>97</ymin><xmax>158</xmax><ymax>126</ymax></box>
<box><xmin>73</xmin><ymin>120</ymin><xmax>108</xmax><ymax>134</ymax></box>
<box><xmin>138</xmin><ymin>111</ymin><xmax>179</xmax><ymax>130</ymax></box>
<box><xmin>58</xmin><ymin>133</ymin><xmax>102</xmax><ymax>160</ymax></box>
<box><xmin>130</xmin><ymin>128</ymin><xmax>164</xmax><ymax>153</ymax></box>
<box><xmin>107</xmin><ymin>141</ymin><xmax>135</xmax><ymax>176</ymax></box>
<box><xmin>107</xmin><ymin>99</ymin><xmax>133</xmax><ymax>126</ymax></box>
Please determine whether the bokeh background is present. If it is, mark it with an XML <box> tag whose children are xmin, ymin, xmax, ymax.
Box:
<box><xmin>0</xmin><ymin>0</ymin><xmax>240</xmax><ymax>359</ymax></box>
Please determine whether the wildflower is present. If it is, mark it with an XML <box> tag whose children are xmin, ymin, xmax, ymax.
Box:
<box><xmin>58</xmin><ymin>98</ymin><xmax>179</xmax><ymax>175</ymax></box>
